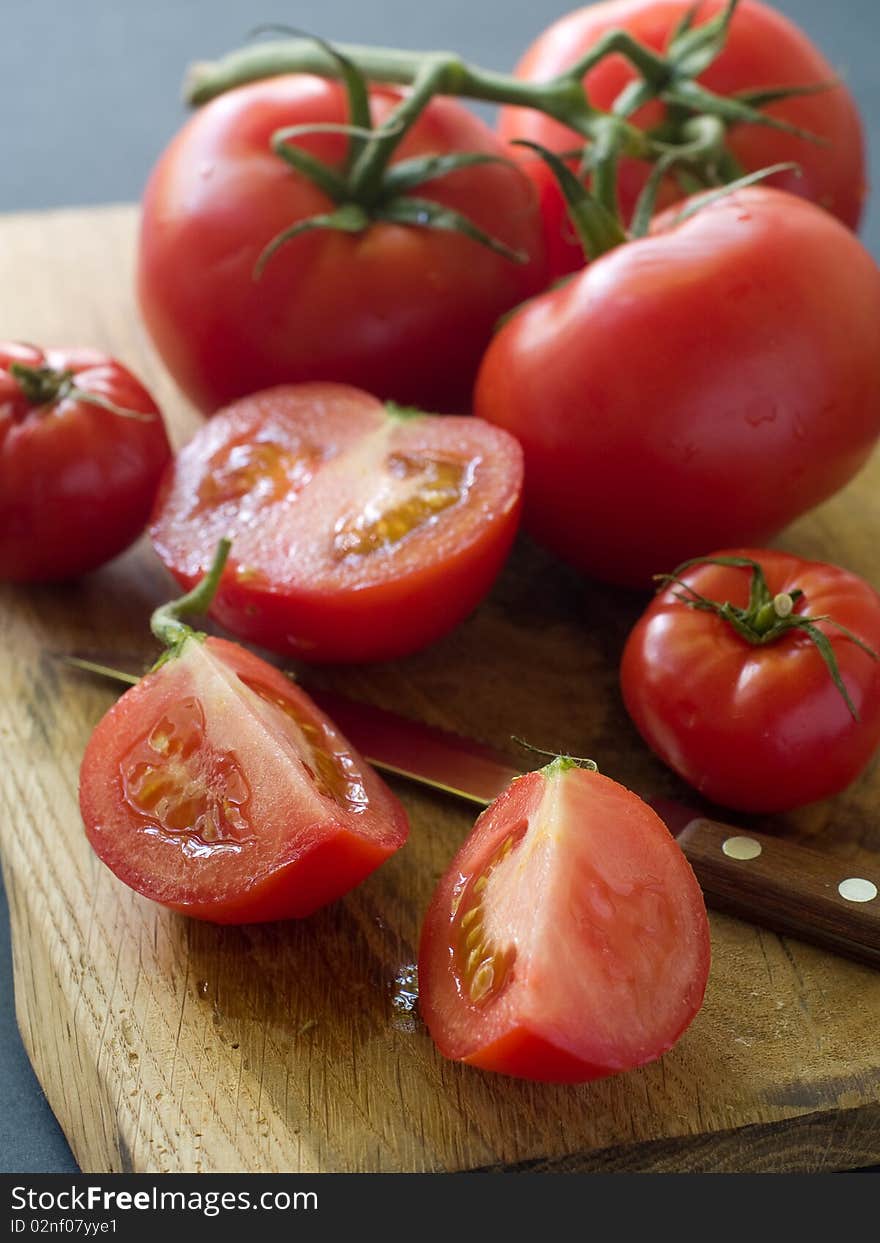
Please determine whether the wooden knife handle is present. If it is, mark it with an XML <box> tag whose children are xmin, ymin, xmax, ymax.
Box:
<box><xmin>673</xmin><ymin>814</ymin><xmax>880</xmax><ymax>969</ymax></box>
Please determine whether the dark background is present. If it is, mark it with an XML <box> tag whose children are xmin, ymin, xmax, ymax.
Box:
<box><xmin>1</xmin><ymin>0</ymin><xmax>877</xmax><ymax>1173</ymax></box>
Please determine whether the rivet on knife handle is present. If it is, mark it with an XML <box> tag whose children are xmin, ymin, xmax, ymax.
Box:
<box><xmin>671</xmin><ymin>812</ymin><xmax>880</xmax><ymax>969</ymax></box>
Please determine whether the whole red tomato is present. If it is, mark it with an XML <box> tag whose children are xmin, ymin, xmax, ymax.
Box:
<box><xmin>418</xmin><ymin>757</ymin><xmax>709</xmax><ymax>1081</ymax></box>
<box><xmin>473</xmin><ymin>186</ymin><xmax>880</xmax><ymax>588</ymax></box>
<box><xmin>150</xmin><ymin>382</ymin><xmax>523</xmax><ymax>663</ymax></box>
<box><xmin>138</xmin><ymin>75</ymin><xmax>547</xmax><ymax>415</ymax></box>
<box><xmin>0</xmin><ymin>343</ymin><xmax>171</xmax><ymax>582</ymax></box>
<box><xmin>620</xmin><ymin>551</ymin><xmax>880</xmax><ymax>812</ymax></box>
<box><xmin>499</xmin><ymin>0</ymin><xmax>866</xmax><ymax>277</ymax></box>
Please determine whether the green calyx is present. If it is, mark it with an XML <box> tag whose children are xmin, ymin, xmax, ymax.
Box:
<box><xmin>384</xmin><ymin>401</ymin><xmax>426</xmax><ymax>421</ymax></box>
<box><xmin>10</xmin><ymin>362</ymin><xmax>74</xmax><ymax>406</ymax></box>
<box><xmin>9</xmin><ymin>361</ymin><xmax>155</xmax><ymax>422</ymax></box>
<box><xmin>150</xmin><ymin>538</ymin><xmax>232</xmax><ymax>664</ymax></box>
<box><xmin>252</xmin><ymin>35</ymin><xmax>528</xmax><ymax>279</ymax></box>
<box><xmin>657</xmin><ymin>555</ymin><xmax>879</xmax><ymax>721</ymax></box>
<box><xmin>190</xmin><ymin>0</ymin><xmax>832</xmax><ymax>278</ymax></box>
<box><xmin>512</xmin><ymin>737</ymin><xmax>599</xmax><ymax>778</ymax></box>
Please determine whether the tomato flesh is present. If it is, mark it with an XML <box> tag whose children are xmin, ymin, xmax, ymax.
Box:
<box><xmin>80</xmin><ymin>636</ymin><xmax>409</xmax><ymax>923</ymax></box>
<box><xmin>150</xmin><ymin>383</ymin><xmax>523</xmax><ymax>663</ymax></box>
<box><xmin>418</xmin><ymin>764</ymin><xmax>710</xmax><ymax>1081</ymax></box>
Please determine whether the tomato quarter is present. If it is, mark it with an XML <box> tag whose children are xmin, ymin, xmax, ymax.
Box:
<box><xmin>0</xmin><ymin>343</ymin><xmax>171</xmax><ymax>582</ymax></box>
<box><xmin>150</xmin><ymin>383</ymin><xmax>523</xmax><ymax>663</ymax></box>
<box><xmin>621</xmin><ymin>550</ymin><xmax>880</xmax><ymax>813</ymax></box>
<box><xmin>418</xmin><ymin>758</ymin><xmax>710</xmax><ymax>1082</ymax></box>
<box><xmin>80</xmin><ymin>550</ymin><xmax>409</xmax><ymax>923</ymax></box>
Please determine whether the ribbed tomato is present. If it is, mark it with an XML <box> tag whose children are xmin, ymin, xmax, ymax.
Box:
<box><xmin>0</xmin><ymin>343</ymin><xmax>170</xmax><ymax>582</ymax></box>
<box><xmin>621</xmin><ymin>550</ymin><xmax>880</xmax><ymax>812</ymax></box>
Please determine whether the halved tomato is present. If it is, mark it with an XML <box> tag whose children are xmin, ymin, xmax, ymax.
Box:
<box><xmin>418</xmin><ymin>759</ymin><xmax>710</xmax><ymax>1081</ymax></box>
<box><xmin>80</xmin><ymin>634</ymin><xmax>409</xmax><ymax>923</ymax></box>
<box><xmin>150</xmin><ymin>383</ymin><xmax>523</xmax><ymax>664</ymax></box>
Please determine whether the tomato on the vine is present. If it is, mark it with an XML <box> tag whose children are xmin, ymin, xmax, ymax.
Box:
<box><xmin>138</xmin><ymin>75</ymin><xmax>547</xmax><ymax>414</ymax></box>
<box><xmin>80</xmin><ymin>547</ymin><xmax>409</xmax><ymax>923</ymax></box>
<box><xmin>499</xmin><ymin>0</ymin><xmax>866</xmax><ymax>277</ymax></box>
<box><xmin>474</xmin><ymin>186</ymin><xmax>880</xmax><ymax>588</ymax></box>
<box><xmin>0</xmin><ymin>343</ymin><xmax>171</xmax><ymax>582</ymax></box>
<box><xmin>418</xmin><ymin>757</ymin><xmax>710</xmax><ymax>1081</ymax></box>
<box><xmin>150</xmin><ymin>382</ymin><xmax>523</xmax><ymax>664</ymax></box>
<box><xmin>621</xmin><ymin>551</ymin><xmax>880</xmax><ymax>813</ymax></box>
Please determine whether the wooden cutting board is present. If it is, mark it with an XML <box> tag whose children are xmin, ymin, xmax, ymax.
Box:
<box><xmin>2</xmin><ymin>203</ymin><xmax>880</xmax><ymax>1174</ymax></box>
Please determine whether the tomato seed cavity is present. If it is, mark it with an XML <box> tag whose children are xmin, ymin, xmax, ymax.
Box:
<box><xmin>122</xmin><ymin>698</ymin><xmax>253</xmax><ymax>853</ymax></box>
<box><xmin>455</xmin><ymin>830</ymin><xmax>522</xmax><ymax>1005</ymax></box>
<box><xmin>332</xmin><ymin>454</ymin><xmax>472</xmax><ymax>560</ymax></box>
<box><xmin>195</xmin><ymin>439</ymin><xmax>316</xmax><ymax>514</ymax></box>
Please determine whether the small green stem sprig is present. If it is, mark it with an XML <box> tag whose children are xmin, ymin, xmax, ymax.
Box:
<box><xmin>657</xmin><ymin>555</ymin><xmax>879</xmax><ymax>721</ymax></box>
<box><xmin>513</xmin><ymin>737</ymin><xmax>599</xmax><ymax>777</ymax></box>
<box><xmin>9</xmin><ymin>362</ymin><xmax>156</xmax><ymax>422</ymax></box>
<box><xmin>184</xmin><ymin>0</ymin><xmax>830</xmax><ymax>278</ymax></box>
<box><xmin>151</xmin><ymin>538</ymin><xmax>232</xmax><ymax>665</ymax></box>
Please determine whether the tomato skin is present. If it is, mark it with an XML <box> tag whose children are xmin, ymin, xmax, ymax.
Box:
<box><xmin>79</xmin><ymin>635</ymin><xmax>409</xmax><ymax>923</ymax></box>
<box><xmin>621</xmin><ymin>550</ymin><xmax>880</xmax><ymax>813</ymax></box>
<box><xmin>499</xmin><ymin>0</ymin><xmax>866</xmax><ymax>277</ymax></box>
<box><xmin>474</xmin><ymin>187</ymin><xmax>880</xmax><ymax>589</ymax></box>
<box><xmin>150</xmin><ymin>383</ymin><xmax>523</xmax><ymax>664</ymax></box>
<box><xmin>418</xmin><ymin>764</ymin><xmax>709</xmax><ymax>1082</ymax></box>
<box><xmin>137</xmin><ymin>76</ymin><xmax>547</xmax><ymax>415</ymax></box>
<box><xmin>0</xmin><ymin>343</ymin><xmax>171</xmax><ymax>582</ymax></box>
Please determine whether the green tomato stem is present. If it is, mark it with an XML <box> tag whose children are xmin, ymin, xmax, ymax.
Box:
<box><xmin>348</xmin><ymin>58</ymin><xmax>452</xmax><ymax>203</ymax></box>
<box><xmin>184</xmin><ymin>37</ymin><xmax>646</xmax><ymax>154</ymax></box>
<box><xmin>9</xmin><ymin>361</ymin><xmax>74</xmax><ymax>405</ymax></box>
<box><xmin>150</xmin><ymin>538</ymin><xmax>232</xmax><ymax>652</ymax></box>
<box><xmin>9</xmin><ymin>361</ymin><xmax>155</xmax><ymax>422</ymax></box>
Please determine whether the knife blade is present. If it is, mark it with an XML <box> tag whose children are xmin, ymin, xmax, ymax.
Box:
<box><xmin>62</xmin><ymin>651</ymin><xmax>880</xmax><ymax>968</ymax></box>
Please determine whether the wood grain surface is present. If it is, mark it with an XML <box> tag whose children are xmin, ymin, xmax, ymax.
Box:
<box><xmin>2</xmin><ymin>204</ymin><xmax>880</xmax><ymax>1174</ymax></box>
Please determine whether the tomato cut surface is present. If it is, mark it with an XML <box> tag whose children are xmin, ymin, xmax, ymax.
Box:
<box><xmin>418</xmin><ymin>762</ymin><xmax>710</xmax><ymax>1082</ymax></box>
<box><xmin>150</xmin><ymin>383</ymin><xmax>523</xmax><ymax>663</ymax></box>
<box><xmin>80</xmin><ymin>635</ymin><xmax>409</xmax><ymax>923</ymax></box>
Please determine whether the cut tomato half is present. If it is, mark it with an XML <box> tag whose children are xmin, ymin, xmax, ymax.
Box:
<box><xmin>418</xmin><ymin>760</ymin><xmax>710</xmax><ymax>1082</ymax></box>
<box><xmin>150</xmin><ymin>382</ymin><xmax>523</xmax><ymax>663</ymax></box>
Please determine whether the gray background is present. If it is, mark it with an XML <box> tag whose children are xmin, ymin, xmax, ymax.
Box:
<box><xmin>1</xmin><ymin>0</ymin><xmax>877</xmax><ymax>1173</ymax></box>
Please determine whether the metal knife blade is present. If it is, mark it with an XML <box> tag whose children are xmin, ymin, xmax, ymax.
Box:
<box><xmin>62</xmin><ymin>651</ymin><xmax>880</xmax><ymax>968</ymax></box>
